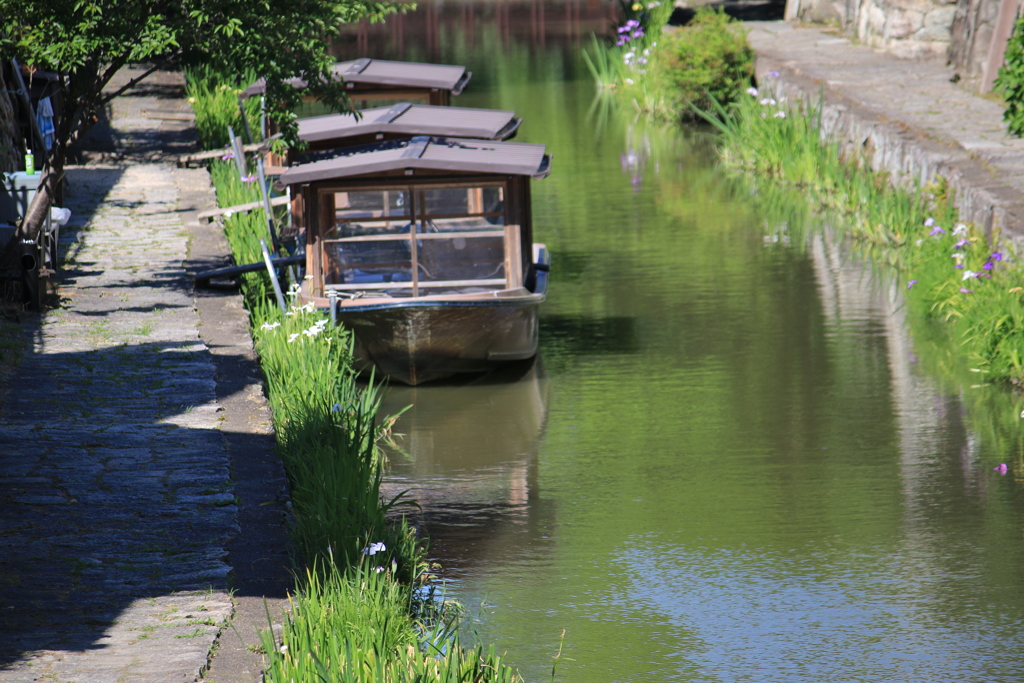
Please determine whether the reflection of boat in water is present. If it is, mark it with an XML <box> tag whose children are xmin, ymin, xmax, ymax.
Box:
<box><xmin>379</xmin><ymin>357</ymin><xmax>553</xmax><ymax>574</ymax></box>
<box><xmin>279</xmin><ymin>135</ymin><xmax>552</xmax><ymax>385</ymax></box>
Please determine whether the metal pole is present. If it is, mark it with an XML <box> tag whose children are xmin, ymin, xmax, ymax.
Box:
<box><xmin>227</xmin><ymin>126</ymin><xmax>247</xmax><ymax>179</ymax></box>
<box><xmin>10</xmin><ymin>59</ymin><xmax>45</xmax><ymax>159</ymax></box>
<box><xmin>237</xmin><ymin>95</ymin><xmax>254</xmax><ymax>144</ymax></box>
<box><xmin>256</xmin><ymin>156</ymin><xmax>279</xmax><ymax>251</ymax></box>
<box><xmin>260</xmin><ymin>238</ymin><xmax>287</xmax><ymax>313</ymax></box>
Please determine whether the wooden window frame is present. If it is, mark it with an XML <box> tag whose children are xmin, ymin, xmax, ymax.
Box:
<box><xmin>317</xmin><ymin>178</ymin><xmax>519</xmax><ymax>296</ymax></box>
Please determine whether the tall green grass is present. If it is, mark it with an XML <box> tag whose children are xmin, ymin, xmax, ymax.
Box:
<box><xmin>699</xmin><ymin>78</ymin><xmax>1024</xmax><ymax>387</ymax></box>
<box><xmin>184</xmin><ymin>65</ymin><xmax>263</xmax><ymax>150</ymax></box>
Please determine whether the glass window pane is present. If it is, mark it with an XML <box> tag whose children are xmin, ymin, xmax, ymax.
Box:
<box><xmin>422</xmin><ymin>216</ymin><xmax>504</xmax><ymax>233</ymax></box>
<box><xmin>326</xmin><ymin>220</ymin><xmax>412</xmax><ymax>239</ymax></box>
<box><xmin>333</xmin><ymin>189</ymin><xmax>410</xmax><ymax>222</ymax></box>
<box><xmin>328</xmin><ymin>189</ymin><xmax>411</xmax><ymax>237</ymax></box>
<box><xmin>323</xmin><ymin>238</ymin><xmax>412</xmax><ymax>286</ymax></box>
<box><xmin>421</xmin><ymin>185</ymin><xmax>504</xmax><ymax>217</ymax></box>
<box><xmin>418</xmin><ymin>235</ymin><xmax>506</xmax><ymax>283</ymax></box>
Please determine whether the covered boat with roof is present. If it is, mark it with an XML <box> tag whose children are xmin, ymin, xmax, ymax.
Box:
<box><xmin>278</xmin><ymin>135</ymin><xmax>552</xmax><ymax>385</ymax></box>
<box><xmin>242</xmin><ymin>58</ymin><xmax>471</xmax><ymax>110</ymax></box>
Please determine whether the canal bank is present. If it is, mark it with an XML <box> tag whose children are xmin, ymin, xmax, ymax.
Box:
<box><xmin>747</xmin><ymin>20</ymin><xmax>1024</xmax><ymax>241</ymax></box>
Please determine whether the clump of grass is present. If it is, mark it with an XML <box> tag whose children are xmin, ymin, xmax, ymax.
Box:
<box><xmin>259</xmin><ymin>557</ymin><xmax>521</xmax><ymax>682</ymax></box>
<box><xmin>699</xmin><ymin>78</ymin><xmax>1024</xmax><ymax>387</ymax></box>
<box><xmin>184</xmin><ymin>65</ymin><xmax>262</xmax><ymax>150</ymax></box>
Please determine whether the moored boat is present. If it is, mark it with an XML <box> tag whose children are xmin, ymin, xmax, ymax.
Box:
<box><xmin>241</xmin><ymin>58</ymin><xmax>472</xmax><ymax>109</ymax></box>
<box><xmin>278</xmin><ymin>135</ymin><xmax>551</xmax><ymax>385</ymax></box>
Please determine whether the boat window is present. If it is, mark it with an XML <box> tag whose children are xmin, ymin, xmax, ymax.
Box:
<box><xmin>323</xmin><ymin>189</ymin><xmax>413</xmax><ymax>290</ymax></box>
<box><xmin>321</xmin><ymin>182</ymin><xmax>514</xmax><ymax>296</ymax></box>
<box><xmin>327</xmin><ymin>189</ymin><xmax>410</xmax><ymax>236</ymax></box>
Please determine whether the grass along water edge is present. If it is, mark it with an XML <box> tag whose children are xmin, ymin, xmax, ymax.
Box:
<box><xmin>201</xmin><ymin>135</ymin><xmax>526</xmax><ymax>677</ymax></box>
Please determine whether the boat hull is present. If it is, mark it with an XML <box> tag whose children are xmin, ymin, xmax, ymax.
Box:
<box><xmin>338</xmin><ymin>295</ymin><xmax>542</xmax><ymax>385</ymax></box>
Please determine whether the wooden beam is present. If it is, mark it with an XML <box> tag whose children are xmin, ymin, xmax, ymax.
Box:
<box><xmin>982</xmin><ymin>0</ymin><xmax>1022</xmax><ymax>93</ymax></box>
<box><xmin>197</xmin><ymin>195</ymin><xmax>290</xmax><ymax>223</ymax></box>
<box><xmin>175</xmin><ymin>136</ymin><xmax>280</xmax><ymax>168</ymax></box>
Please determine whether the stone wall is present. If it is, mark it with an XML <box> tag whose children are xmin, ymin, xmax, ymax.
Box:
<box><xmin>793</xmin><ymin>0</ymin><xmax>960</xmax><ymax>57</ymax></box>
<box><xmin>949</xmin><ymin>0</ymin><xmax>1002</xmax><ymax>79</ymax></box>
<box><xmin>789</xmin><ymin>0</ymin><xmax>1009</xmax><ymax>88</ymax></box>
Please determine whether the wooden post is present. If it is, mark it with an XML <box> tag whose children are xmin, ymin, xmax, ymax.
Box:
<box><xmin>784</xmin><ymin>0</ymin><xmax>801</xmax><ymax>21</ymax></box>
<box><xmin>504</xmin><ymin>223</ymin><xmax>522</xmax><ymax>289</ymax></box>
<box><xmin>982</xmin><ymin>0</ymin><xmax>1022</xmax><ymax>92</ymax></box>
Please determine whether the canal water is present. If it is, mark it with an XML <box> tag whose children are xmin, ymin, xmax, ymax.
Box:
<box><xmin>338</xmin><ymin>6</ymin><xmax>1024</xmax><ymax>681</ymax></box>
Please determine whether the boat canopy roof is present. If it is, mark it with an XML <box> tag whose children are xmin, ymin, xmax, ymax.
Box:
<box><xmin>279</xmin><ymin>136</ymin><xmax>551</xmax><ymax>185</ymax></box>
<box><xmin>298</xmin><ymin>103</ymin><xmax>522</xmax><ymax>143</ymax></box>
<box><xmin>242</xmin><ymin>59</ymin><xmax>471</xmax><ymax>100</ymax></box>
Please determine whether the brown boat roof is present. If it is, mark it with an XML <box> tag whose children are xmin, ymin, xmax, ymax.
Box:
<box><xmin>298</xmin><ymin>103</ymin><xmax>521</xmax><ymax>143</ymax></box>
<box><xmin>241</xmin><ymin>59</ymin><xmax>471</xmax><ymax>100</ymax></box>
<box><xmin>278</xmin><ymin>136</ymin><xmax>551</xmax><ymax>185</ymax></box>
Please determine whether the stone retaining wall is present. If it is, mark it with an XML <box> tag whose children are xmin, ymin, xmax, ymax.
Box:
<box><xmin>753</xmin><ymin>55</ymin><xmax>1024</xmax><ymax>242</ymax></box>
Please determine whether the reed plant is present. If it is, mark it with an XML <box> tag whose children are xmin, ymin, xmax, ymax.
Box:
<box><xmin>699</xmin><ymin>78</ymin><xmax>1024</xmax><ymax>388</ymax></box>
<box><xmin>260</xmin><ymin>558</ymin><xmax>520</xmax><ymax>682</ymax></box>
<box><xmin>184</xmin><ymin>64</ymin><xmax>263</xmax><ymax>150</ymax></box>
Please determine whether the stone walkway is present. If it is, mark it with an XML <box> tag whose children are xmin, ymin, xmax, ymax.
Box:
<box><xmin>747</xmin><ymin>21</ymin><xmax>1024</xmax><ymax>240</ymax></box>
<box><xmin>0</xmin><ymin>69</ymin><xmax>286</xmax><ymax>682</ymax></box>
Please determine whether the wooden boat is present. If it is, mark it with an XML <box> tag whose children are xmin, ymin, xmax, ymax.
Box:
<box><xmin>241</xmin><ymin>58</ymin><xmax>472</xmax><ymax>109</ymax></box>
<box><xmin>282</xmin><ymin>103</ymin><xmax>522</xmax><ymax>167</ymax></box>
<box><xmin>278</xmin><ymin>135</ymin><xmax>551</xmax><ymax>385</ymax></box>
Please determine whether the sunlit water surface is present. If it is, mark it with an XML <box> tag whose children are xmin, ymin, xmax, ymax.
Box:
<box><xmin>335</xmin><ymin>9</ymin><xmax>1024</xmax><ymax>681</ymax></box>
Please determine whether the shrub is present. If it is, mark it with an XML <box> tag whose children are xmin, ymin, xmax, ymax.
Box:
<box><xmin>652</xmin><ymin>7</ymin><xmax>754</xmax><ymax>114</ymax></box>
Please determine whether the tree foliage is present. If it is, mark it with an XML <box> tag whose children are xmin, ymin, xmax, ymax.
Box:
<box><xmin>0</xmin><ymin>0</ymin><xmax>401</xmax><ymax>256</ymax></box>
<box><xmin>995</xmin><ymin>16</ymin><xmax>1024</xmax><ymax>137</ymax></box>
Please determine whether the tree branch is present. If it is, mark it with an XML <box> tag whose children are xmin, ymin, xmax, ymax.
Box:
<box><xmin>99</xmin><ymin>53</ymin><xmax>181</xmax><ymax>105</ymax></box>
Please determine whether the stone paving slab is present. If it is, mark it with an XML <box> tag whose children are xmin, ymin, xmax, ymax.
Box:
<box><xmin>747</xmin><ymin>21</ymin><xmax>1024</xmax><ymax>241</ymax></box>
<box><xmin>0</xmin><ymin>70</ymin><xmax>237</xmax><ymax>682</ymax></box>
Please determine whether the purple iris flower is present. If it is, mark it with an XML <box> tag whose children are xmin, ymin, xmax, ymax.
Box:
<box><xmin>954</xmin><ymin>239</ymin><xmax>969</xmax><ymax>249</ymax></box>
<box><xmin>954</xmin><ymin>264</ymin><xmax>964</xmax><ymax>269</ymax></box>
<box><xmin>983</xmin><ymin>261</ymin><xmax>995</xmax><ymax>270</ymax></box>
<box><xmin>960</xmin><ymin>287</ymin><xmax>974</xmax><ymax>293</ymax></box>
<box><xmin>991</xmin><ymin>252</ymin><xmax>1004</xmax><ymax>261</ymax></box>
<box><xmin>929</xmin><ymin>226</ymin><xmax>946</xmax><ymax>236</ymax></box>
<box><xmin>906</xmin><ymin>280</ymin><xmax>918</xmax><ymax>289</ymax></box>
<box><xmin>925</xmin><ymin>217</ymin><xmax>935</xmax><ymax>227</ymax></box>
<box><xmin>995</xmin><ymin>463</ymin><xmax>1009</xmax><ymax>475</ymax></box>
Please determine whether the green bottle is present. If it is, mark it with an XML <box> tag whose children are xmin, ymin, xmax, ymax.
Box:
<box><xmin>25</xmin><ymin>154</ymin><xmax>34</xmax><ymax>175</ymax></box>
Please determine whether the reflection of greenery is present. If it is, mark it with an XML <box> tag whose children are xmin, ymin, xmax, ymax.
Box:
<box><xmin>702</xmin><ymin>82</ymin><xmax>1024</xmax><ymax>389</ymax></box>
<box><xmin>696</xmin><ymin>80</ymin><xmax>1024</xmax><ymax>468</ymax></box>
<box><xmin>330</xmin><ymin>19</ymin><xmax>1024</xmax><ymax>681</ymax></box>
